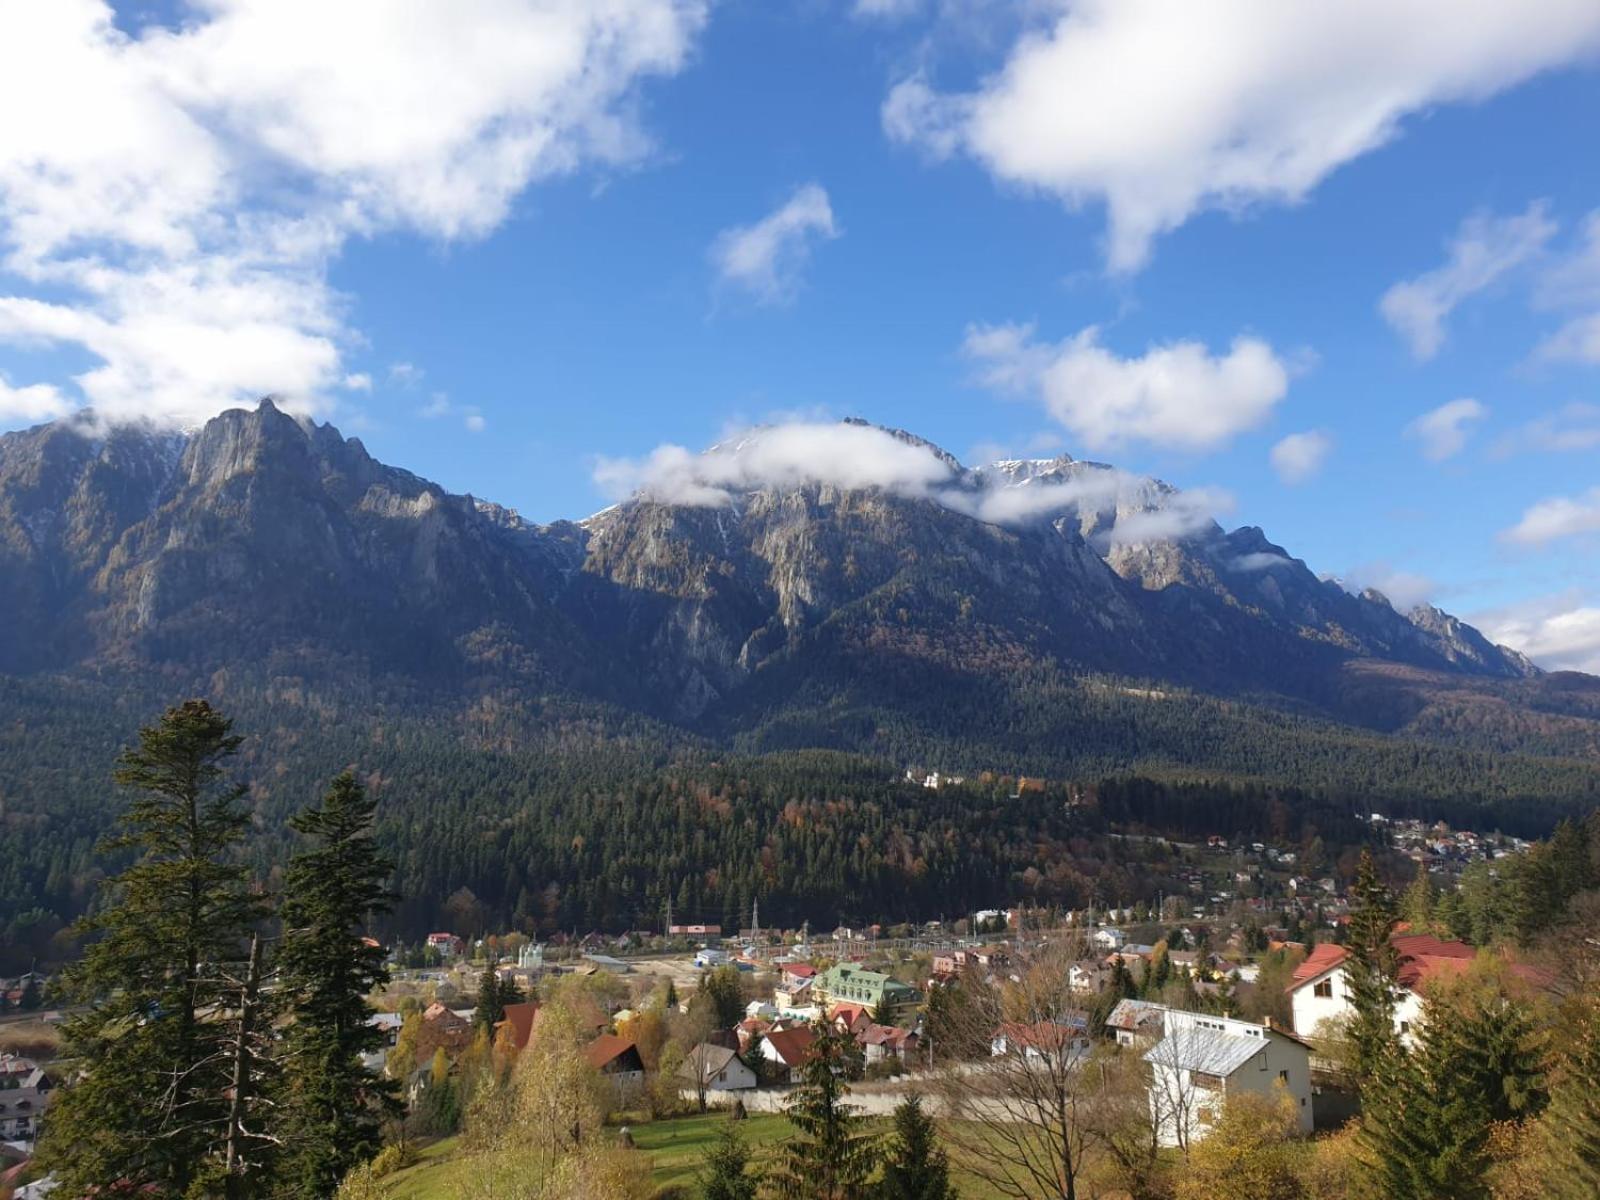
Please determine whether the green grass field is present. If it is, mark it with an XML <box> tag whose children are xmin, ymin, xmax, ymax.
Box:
<box><xmin>378</xmin><ymin>1109</ymin><xmax>1021</xmax><ymax>1198</ymax></box>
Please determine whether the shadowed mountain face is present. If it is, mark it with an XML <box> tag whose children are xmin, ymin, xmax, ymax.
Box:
<box><xmin>0</xmin><ymin>400</ymin><xmax>1580</xmax><ymax>764</ymax></box>
<box><xmin>0</xmin><ymin>402</ymin><xmax>1547</xmax><ymax>730</ymax></box>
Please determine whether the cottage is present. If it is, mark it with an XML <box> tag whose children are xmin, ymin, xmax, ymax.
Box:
<box><xmin>859</xmin><ymin>1023</ymin><xmax>921</xmax><ymax>1064</ymax></box>
<box><xmin>425</xmin><ymin>932</ymin><xmax>464</xmax><ymax>959</ymax></box>
<box><xmin>0</xmin><ymin>1056</ymin><xmax>51</xmax><ymax>1142</ymax></box>
<box><xmin>775</xmin><ymin>974</ymin><xmax>814</xmax><ymax>1011</ymax></box>
<box><xmin>678</xmin><ymin>1043</ymin><xmax>758</xmax><ymax>1092</ymax></box>
<box><xmin>1288</xmin><ymin>933</ymin><xmax>1550</xmax><ymax>1045</ymax></box>
<box><xmin>760</xmin><ymin>1025</ymin><xmax>818</xmax><ymax>1084</ymax></box>
<box><xmin>1092</xmin><ymin>927</ymin><xmax>1127</xmax><ymax>951</ymax></box>
<box><xmin>990</xmin><ymin>1017</ymin><xmax>1091</xmax><ymax>1068</ymax></box>
<box><xmin>584</xmin><ymin>1034</ymin><xmax>646</xmax><ymax>1094</ymax></box>
<box><xmin>1144</xmin><ymin>1008</ymin><xmax>1313</xmax><ymax>1148</ymax></box>
<box><xmin>1105</xmin><ymin>998</ymin><xmax>1167</xmax><ymax>1047</ymax></box>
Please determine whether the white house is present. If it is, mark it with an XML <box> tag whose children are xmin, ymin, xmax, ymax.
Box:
<box><xmin>678</xmin><ymin>1044</ymin><xmax>758</xmax><ymax>1093</ymax></box>
<box><xmin>990</xmin><ymin>1019</ymin><xmax>1092</xmax><ymax>1068</ymax></box>
<box><xmin>1143</xmin><ymin>1008</ymin><xmax>1313</xmax><ymax>1148</ymax></box>
<box><xmin>1092</xmin><ymin>927</ymin><xmax>1127</xmax><ymax>951</ymax></box>
<box><xmin>695</xmin><ymin>948</ymin><xmax>730</xmax><ymax>969</ymax></box>
<box><xmin>1287</xmin><ymin>934</ymin><xmax>1551</xmax><ymax>1048</ymax></box>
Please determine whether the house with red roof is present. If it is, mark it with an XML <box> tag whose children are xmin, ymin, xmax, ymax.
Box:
<box><xmin>584</xmin><ymin>1033</ymin><xmax>646</xmax><ymax>1093</ymax></box>
<box><xmin>759</xmin><ymin>1024</ymin><xmax>818</xmax><ymax>1083</ymax></box>
<box><xmin>1289</xmin><ymin>933</ymin><xmax>1550</xmax><ymax>1044</ymax></box>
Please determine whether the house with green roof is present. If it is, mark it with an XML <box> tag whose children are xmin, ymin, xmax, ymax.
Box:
<box><xmin>813</xmin><ymin>963</ymin><xmax>921</xmax><ymax>1021</ymax></box>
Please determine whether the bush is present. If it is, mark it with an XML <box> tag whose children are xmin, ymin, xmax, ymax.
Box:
<box><xmin>367</xmin><ymin>1142</ymin><xmax>417</xmax><ymax>1179</ymax></box>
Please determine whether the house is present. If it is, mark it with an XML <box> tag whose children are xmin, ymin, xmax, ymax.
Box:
<box><xmin>415</xmin><ymin>1001</ymin><xmax>473</xmax><ymax>1061</ymax></box>
<box><xmin>584</xmin><ymin>1034</ymin><xmax>646</xmax><ymax>1093</ymax></box>
<box><xmin>990</xmin><ymin>1017</ymin><xmax>1091</xmax><ymax>1068</ymax></box>
<box><xmin>678</xmin><ymin>1043</ymin><xmax>758</xmax><ymax>1092</ymax></box>
<box><xmin>1287</xmin><ymin>933</ymin><xmax>1551</xmax><ymax>1045</ymax></box>
<box><xmin>426</xmin><ymin>932</ymin><xmax>464</xmax><ymax>959</ymax></box>
<box><xmin>1105</xmin><ymin>998</ymin><xmax>1167</xmax><ymax>1047</ymax></box>
<box><xmin>0</xmin><ymin>1056</ymin><xmax>52</xmax><ymax>1142</ymax></box>
<box><xmin>1068</xmin><ymin>960</ymin><xmax>1111</xmax><ymax>996</ymax></box>
<box><xmin>581</xmin><ymin>953</ymin><xmax>631</xmax><ymax>975</ymax></box>
<box><xmin>860</xmin><ymin>1024</ymin><xmax>921</xmax><ymax>1064</ymax></box>
<box><xmin>1168</xmin><ymin>951</ymin><xmax>1203</xmax><ymax>976</ymax></box>
<box><xmin>829</xmin><ymin>1002</ymin><xmax>874</xmax><ymax>1037</ymax></box>
<box><xmin>695</xmin><ymin>948</ymin><xmax>730</xmax><ymax>969</ymax></box>
<box><xmin>1092</xmin><ymin>927</ymin><xmax>1127</xmax><ymax>951</ymax></box>
<box><xmin>775</xmin><ymin>974</ymin><xmax>814</xmax><ymax>1011</ymax></box>
<box><xmin>670</xmin><ymin>924</ymin><xmax>722</xmax><ymax>937</ymax></box>
<box><xmin>1144</xmin><ymin>1008</ymin><xmax>1313</xmax><ymax>1147</ymax></box>
<box><xmin>495</xmin><ymin>1000</ymin><xmax>541</xmax><ymax>1051</ymax></box>
<box><xmin>760</xmin><ymin>1025</ymin><xmax>818</xmax><ymax>1084</ymax></box>
<box><xmin>779</xmin><ymin>962</ymin><xmax>818</xmax><ymax>983</ymax></box>
<box><xmin>812</xmin><ymin>964</ymin><xmax>921</xmax><ymax>1021</ymax></box>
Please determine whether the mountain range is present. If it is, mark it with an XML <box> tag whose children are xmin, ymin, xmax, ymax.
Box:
<box><xmin>3</xmin><ymin>399</ymin><xmax>1600</xmax><ymax>948</ymax></box>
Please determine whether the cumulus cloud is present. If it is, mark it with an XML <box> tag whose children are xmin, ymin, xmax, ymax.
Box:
<box><xmin>1270</xmin><ymin>430</ymin><xmax>1332</xmax><ymax>485</ymax></box>
<box><xmin>1404</xmin><ymin>398</ymin><xmax>1488</xmax><ymax>462</ymax></box>
<box><xmin>0</xmin><ymin>375</ymin><xmax>72</xmax><ymax>424</ymax></box>
<box><xmin>963</xmin><ymin>322</ymin><xmax>1291</xmax><ymax>453</ymax></box>
<box><xmin>592</xmin><ymin>419</ymin><xmax>1234</xmax><ymax>540</ymax></box>
<box><xmin>342</xmin><ymin>372</ymin><xmax>373</xmax><ymax>392</ymax></box>
<box><xmin>1502</xmin><ymin>487</ymin><xmax>1600</xmax><ymax>547</ymax></box>
<box><xmin>1474</xmin><ymin>591</ymin><xmax>1600</xmax><ymax>675</ymax></box>
<box><xmin>882</xmin><ymin>1</ymin><xmax>1600</xmax><ymax>272</ymax></box>
<box><xmin>1344</xmin><ymin>563</ymin><xmax>1437</xmax><ymax>611</ymax></box>
<box><xmin>709</xmin><ymin>184</ymin><xmax>839</xmax><ymax>305</ymax></box>
<box><xmin>1379</xmin><ymin>204</ymin><xmax>1555</xmax><ymax>360</ymax></box>
<box><xmin>0</xmin><ymin>0</ymin><xmax>708</xmax><ymax>428</ymax></box>
<box><xmin>1491</xmin><ymin>402</ymin><xmax>1600</xmax><ymax>457</ymax></box>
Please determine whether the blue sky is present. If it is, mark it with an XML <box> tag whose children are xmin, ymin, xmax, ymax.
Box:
<box><xmin>2</xmin><ymin>1</ymin><xmax>1599</xmax><ymax>670</ymax></box>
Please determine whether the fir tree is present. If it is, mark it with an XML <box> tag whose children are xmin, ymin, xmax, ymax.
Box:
<box><xmin>38</xmin><ymin>700</ymin><xmax>264</xmax><ymax>1196</ymax></box>
<box><xmin>1399</xmin><ymin>861</ymin><xmax>1434</xmax><ymax>932</ymax></box>
<box><xmin>700</xmin><ymin>1117</ymin><xmax>759</xmax><ymax>1200</ymax></box>
<box><xmin>1540</xmin><ymin>999</ymin><xmax>1600</xmax><ymax>1199</ymax></box>
<box><xmin>1345</xmin><ymin>848</ymin><xmax>1399</xmax><ymax>1085</ymax></box>
<box><xmin>274</xmin><ymin>771</ymin><xmax>401</xmax><ymax>1197</ymax></box>
<box><xmin>769</xmin><ymin>1023</ymin><xmax>876</xmax><ymax>1199</ymax></box>
<box><xmin>476</xmin><ymin>959</ymin><xmax>505</xmax><ymax>1031</ymax></box>
<box><xmin>877</xmin><ymin>1094</ymin><xmax>955</xmax><ymax>1200</ymax></box>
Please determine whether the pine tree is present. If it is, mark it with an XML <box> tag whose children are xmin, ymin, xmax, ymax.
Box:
<box><xmin>1400</xmin><ymin>861</ymin><xmax>1434</xmax><ymax>932</ymax></box>
<box><xmin>1345</xmin><ymin>848</ymin><xmax>1399</xmax><ymax>1085</ymax></box>
<box><xmin>877</xmin><ymin>1094</ymin><xmax>955</xmax><ymax>1200</ymax></box>
<box><xmin>275</xmin><ymin>771</ymin><xmax>401</xmax><ymax>1197</ymax></box>
<box><xmin>476</xmin><ymin>959</ymin><xmax>506</xmax><ymax>1031</ymax></box>
<box><xmin>1540</xmin><ymin>1000</ymin><xmax>1600</xmax><ymax>1199</ymax></box>
<box><xmin>769</xmin><ymin>1023</ymin><xmax>876</xmax><ymax>1199</ymax></box>
<box><xmin>38</xmin><ymin>700</ymin><xmax>265</xmax><ymax>1196</ymax></box>
<box><xmin>700</xmin><ymin>1117</ymin><xmax>759</xmax><ymax>1200</ymax></box>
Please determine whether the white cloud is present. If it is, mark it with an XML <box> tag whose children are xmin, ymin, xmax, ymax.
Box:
<box><xmin>464</xmin><ymin>413</ymin><xmax>487</xmax><ymax>433</ymax></box>
<box><xmin>342</xmin><ymin>372</ymin><xmax>373</xmax><ymax>392</ymax></box>
<box><xmin>853</xmin><ymin>0</ymin><xmax>923</xmax><ymax>17</ymax></box>
<box><xmin>1474</xmin><ymin>591</ymin><xmax>1600</xmax><ymax>674</ymax></box>
<box><xmin>882</xmin><ymin>1</ymin><xmax>1600</xmax><ymax>272</ymax></box>
<box><xmin>1343</xmin><ymin>563</ymin><xmax>1437</xmax><ymax>611</ymax></box>
<box><xmin>963</xmin><ymin>322</ymin><xmax>1292</xmax><ymax>452</ymax></box>
<box><xmin>1492</xmin><ymin>402</ymin><xmax>1600</xmax><ymax>456</ymax></box>
<box><xmin>0</xmin><ymin>0</ymin><xmax>708</xmax><ymax>428</ymax></box>
<box><xmin>709</xmin><ymin>184</ymin><xmax>840</xmax><ymax>305</ymax></box>
<box><xmin>1404</xmin><ymin>398</ymin><xmax>1488</xmax><ymax>462</ymax></box>
<box><xmin>1502</xmin><ymin>487</ymin><xmax>1600</xmax><ymax>547</ymax></box>
<box><xmin>420</xmin><ymin>392</ymin><xmax>453</xmax><ymax>419</ymax></box>
<box><xmin>388</xmin><ymin>362</ymin><xmax>425</xmax><ymax>388</ymax></box>
<box><xmin>0</xmin><ymin>375</ymin><xmax>71</xmax><ymax>424</ymax></box>
<box><xmin>1379</xmin><ymin>204</ymin><xmax>1555</xmax><ymax>360</ymax></box>
<box><xmin>1269</xmin><ymin>430</ymin><xmax>1332</xmax><ymax>485</ymax></box>
<box><xmin>593</xmin><ymin>419</ymin><xmax>1236</xmax><ymax>544</ymax></box>
<box><xmin>1534</xmin><ymin>312</ymin><xmax>1600</xmax><ymax>364</ymax></box>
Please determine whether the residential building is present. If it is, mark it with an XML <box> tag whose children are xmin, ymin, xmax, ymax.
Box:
<box><xmin>1287</xmin><ymin>934</ymin><xmax>1551</xmax><ymax>1045</ymax></box>
<box><xmin>990</xmin><ymin>1017</ymin><xmax>1091</xmax><ymax>1068</ymax></box>
<box><xmin>584</xmin><ymin>1034</ymin><xmax>646</xmax><ymax>1094</ymax></box>
<box><xmin>0</xmin><ymin>1056</ymin><xmax>51</xmax><ymax>1142</ymax></box>
<box><xmin>426</xmin><ymin>932</ymin><xmax>464</xmax><ymax>959</ymax></box>
<box><xmin>1144</xmin><ymin>1008</ymin><xmax>1313</xmax><ymax>1148</ymax></box>
<box><xmin>1092</xmin><ymin>927</ymin><xmax>1127</xmax><ymax>951</ymax></box>
<box><xmin>1105</xmin><ymin>998</ymin><xmax>1166</xmax><ymax>1047</ymax></box>
<box><xmin>678</xmin><ymin>1043</ymin><xmax>757</xmax><ymax>1092</ymax></box>
<box><xmin>860</xmin><ymin>1024</ymin><xmax>921</xmax><ymax>1064</ymax></box>
<box><xmin>760</xmin><ymin>1025</ymin><xmax>818</xmax><ymax>1084</ymax></box>
<box><xmin>812</xmin><ymin>964</ymin><xmax>921</xmax><ymax>1020</ymax></box>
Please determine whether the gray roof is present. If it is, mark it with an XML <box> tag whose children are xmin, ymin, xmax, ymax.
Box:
<box><xmin>678</xmin><ymin>1043</ymin><xmax>743</xmax><ymax>1078</ymax></box>
<box><xmin>1144</xmin><ymin>1028</ymin><xmax>1264</xmax><ymax>1076</ymax></box>
<box><xmin>1106</xmin><ymin>998</ymin><xmax>1166</xmax><ymax>1031</ymax></box>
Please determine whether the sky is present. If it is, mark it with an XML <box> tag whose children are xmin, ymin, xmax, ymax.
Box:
<box><xmin>1</xmin><ymin>1</ymin><xmax>1599</xmax><ymax>673</ymax></box>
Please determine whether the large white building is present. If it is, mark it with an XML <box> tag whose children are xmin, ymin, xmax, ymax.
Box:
<box><xmin>1143</xmin><ymin>1008</ymin><xmax>1313</xmax><ymax>1149</ymax></box>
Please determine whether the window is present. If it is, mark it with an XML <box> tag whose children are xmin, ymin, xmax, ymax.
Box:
<box><xmin>1278</xmin><ymin>1070</ymin><xmax>1290</xmax><ymax>1085</ymax></box>
<box><xmin>1192</xmin><ymin>1072</ymin><xmax>1224</xmax><ymax>1091</ymax></box>
<box><xmin>1313</xmin><ymin>979</ymin><xmax>1333</xmax><ymax>998</ymax></box>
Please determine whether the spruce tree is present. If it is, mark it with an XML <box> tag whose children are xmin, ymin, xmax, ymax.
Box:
<box><xmin>700</xmin><ymin>1117</ymin><xmax>759</xmax><ymax>1200</ymax></box>
<box><xmin>39</xmin><ymin>700</ymin><xmax>264</xmax><ymax>1195</ymax></box>
<box><xmin>769</xmin><ymin>1023</ymin><xmax>876</xmax><ymax>1199</ymax></box>
<box><xmin>877</xmin><ymin>1094</ymin><xmax>955</xmax><ymax>1200</ymax></box>
<box><xmin>1345</xmin><ymin>848</ymin><xmax>1399</xmax><ymax>1085</ymax></box>
<box><xmin>275</xmin><ymin>771</ymin><xmax>400</xmax><ymax>1197</ymax></box>
<box><xmin>1399</xmin><ymin>861</ymin><xmax>1434</xmax><ymax>932</ymax></box>
<box><xmin>476</xmin><ymin>959</ymin><xmax>505</xmax><ymax>1031</ymax></box>
<box><xmin>1541</xmin><ymin>1000</ymin><xmax>1600</xmax><ymax>1199</ymax></box>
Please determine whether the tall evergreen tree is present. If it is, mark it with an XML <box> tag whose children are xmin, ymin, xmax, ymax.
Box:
<box><xmin>1399</xmin><ymin>861</ymin><xmax>1434</xmax><ymax>932</ymax></box>
<box><xmin>476</xmin><ymin>959</ymin><xmax>506</xmax><ymax>1031</ymax></box>
<box><xmin>877</xmin><ymin>1094</ymin><xmax>956</xmax><ymax>1200</ymax></box>
<box><xmin>39</xmin><ymin>700</ymin><xmax>264</xmax><ymax>1195</ymax></box>
<box><xmin>274</xmin><ymin>771</ymin><xmax>400</xmax><ymax>1197</ymax></box>
<box><xmin>700</xmin><ymin>1117</ymin><xmax>759</xmax><ymax>1200</ymax></box>
<box><xmin>1540</xmin><ymin>999</ymin><xmax>1600</xmax><ymax>1199</ymax></box>
<box><xmin>1345</xmin><ymin>849</ymin><xmax>1399</xmax><ymax>1085</ymax></box>
<box><xmin>769</xmin><ymin>1023</ymin><xmax>876</xmax><ymax>1199</ymax></box>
